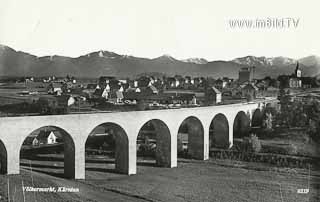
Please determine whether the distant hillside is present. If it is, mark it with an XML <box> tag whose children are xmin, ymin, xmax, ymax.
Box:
<box><xmin>232</xmin><ymin>55</ymin><xmax>320</xmax><ymax>78</ymax></box>
<box><xmin>0</xmin><ymin>44</ymin><xmax>319</xmax><ymax>79</ymax></box>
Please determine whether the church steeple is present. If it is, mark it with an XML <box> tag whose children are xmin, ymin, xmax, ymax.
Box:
<box><xmin>295</xmin><ymin>62</ymin><xmax>301</xmax><ymax>78</ymax></box>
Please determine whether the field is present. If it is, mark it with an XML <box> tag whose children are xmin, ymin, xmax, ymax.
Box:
<box><xmin>0</xmin><ymin>82</ymin><xmax>48</xmax><ymax>107</ymax></box>
<box><xmin>1</xmin><ymin>156</ymin><xmax>319</xmax><ymax>202</ymax></box>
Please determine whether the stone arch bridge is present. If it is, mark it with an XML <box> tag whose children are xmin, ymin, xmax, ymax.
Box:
<box><xmin>0</xmin><ymin>101</ymin><xmax>275</xmax><ymax>179</ymax></box>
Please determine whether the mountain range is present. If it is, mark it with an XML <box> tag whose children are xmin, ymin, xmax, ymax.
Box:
<box><xmin>0</xmin><ymin>44</ymin><xmax>319</xmax><ymax>79</ymax></box>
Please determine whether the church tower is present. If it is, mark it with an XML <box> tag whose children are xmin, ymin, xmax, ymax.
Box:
<box><xmin>295</xmin><ymin>62</ymin><xmax>301</xmax><ymax>78</ymax></box>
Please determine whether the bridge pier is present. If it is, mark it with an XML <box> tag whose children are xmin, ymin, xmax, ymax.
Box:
<box><xmin>74</xmin><ymin>139</ymin><xmax>85</xmax><ymax>179</ymax></box>
<box><xmin>7</xmin><ymin>145</ymin><xmax>20</xmax><ymax>175</ymax></box>
<box><xmin>228</xmin><ymin>121</ymin><xmax>234</xmax><ymax>148</ymax></box>
<box><xmin>170</xmin><ymin>126</ymin><xmax>178</xmax><ymax>168</ymax></box>
<box><xmin>127</xmin><ymin>138</ymin><xmax>137</xmax><ymax>175</ymax></box>
<box><xmin>203</xmin><ymin>127</ymin><xmax>209</xmax><ymax>160</ymax></box>
<box><xmin>0</xmin><ymin>140</ymin><xmax>7</xmax><ymax>174</ymax></box>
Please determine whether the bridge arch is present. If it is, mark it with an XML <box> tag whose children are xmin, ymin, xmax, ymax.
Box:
<box><xmin>20</xmin><ymin>126</ymin><xmax>75</xmax><ymax>179</ymax></box>
<box><xmin>85</xmin><ymin>122</ymin><xmax>129</xmax><ymax>174</ymax></box>
<box><xmin>252</xmin><ymin>109</ymin><xmax>263</xmax><ymax>127</ymax></box>
<box><xmin>233</xmin><ymin>111</ymin><xmax>251</xmax><ymax>138</ymax></box>
<box><xmin>177</xmin><ymin>116</ymin><xmax>204</xmax><ymax>159</ymax></box>
<box><xmin>137</xmin><ymin>119</ymin><xmax>171</xmax><ymax>168</ymax></box>
<box><xmin>0</xmin><ymin>139</ymin><xmax>7</xmax><ymax>174</ymax></box>
<box><xmin>209</xmin><ymin>113</ymin><xmax>229</xmax><ymax>149</ymax></box>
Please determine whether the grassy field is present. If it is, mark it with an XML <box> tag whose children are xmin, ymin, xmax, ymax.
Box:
<box><xmin>253</xmin><ymin>127</ymin><xmax>320</xmax><ymax>158</ymax></box>
<box><xmin>1</xmin><ymin>156</ymin><xmax>319</xmax><ymax>202</ymax></box>
<box><xmin>0</xmin><ymin>82</ymin><xmax>48</xmax><ymax>107</ymax></box>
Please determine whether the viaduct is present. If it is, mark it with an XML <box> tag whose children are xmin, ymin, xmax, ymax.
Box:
<box><xmin>0</xmin><ymin>100</ymin><xmax>275</xmax><ymax>179</ymax></box>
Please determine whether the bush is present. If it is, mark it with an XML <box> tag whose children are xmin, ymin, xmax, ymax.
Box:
<box><xmin>249</xmin><ymin>134</ymin><xmax>262</xmax><ymax>153</ymax></box>
<box><xmin>286</xmin><ymin>143</ymin><xmax>298</xmax><ymax>155</ymax></box>
<box><xmin>238</xmin><ymin>134</ymin><xmax>262</xmax><ymax>153</ymax></box>
<box><xmin>137</xmin><ymin>143</ymin><xmax>156</xmax><ymax>157</ymax></box>
<box><xmin>232</xmin><ymin>134</ymin><xmax>262</xmax><ymax>153</ymax></box>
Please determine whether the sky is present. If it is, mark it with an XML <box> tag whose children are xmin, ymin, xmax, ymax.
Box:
<box><xmin>0</xmin><ymin>0</ymin><xmax>319</xmax><ymax>61</ymax></box>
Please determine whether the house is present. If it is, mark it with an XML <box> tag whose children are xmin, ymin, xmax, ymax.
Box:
<box><xmin>126</xmin><ymin>87</ymin><xmax>141</xmax><ymax>93</ymax></box>
<box><xmin>101</xmin><ymin>86</ymin><xmax>109</xmax><ymax>99</ymax></box>
<box><xmin>193</xmin><ymin>77</ymin><xmax>201</xmax><ymax>87</ymax></box>
<box><xmin>133</xmin><ymin>80</ymin><xmax>139</xmax><ymax>88</ymax></box>
<box><xmin>145</xmin><ymin>85</ymin><xmax>158</xmax><ymax>94</ymax></box>
<box><xmin>301</xmin><ymin>77</ymin><xmax>314</xmax><ymax>88</ymax></box>
<box><xmin>184</xmin><ymin>76</ymin><xmax>191</xmax><ymax>84</ymax></box>
<box><xmin>67</xmin><ymin>96</ymin><xmax>76</xmax><ymax>106</ymax></box>
<box><xmin>162</xmin><ymin>90</ymin><xmax>198</xmax><ymax>103</ymax></box>
<box><xmin>116</xmin><ymin>91</ymin><xmax>124</xmax><ymax>103</ymax></box>
<box><xmin>205</xmin><ymin>86</ymin><xmax>222</xmax><ymax>105</ymax></box>
<box><xmin>137</xmin><ymin>76</ymin><xmax>151</xmax><ymax>87</ymax></box>
<box><xmin>99</xmin><ymin>76</ymin><xmax>116</xmax><ymax>85</ymax></box>
<box><xmin>174</xmin><ymin>75</ymin><xmax>185</xmax><ymax>87</ymax></box>
<box><xmin>83</xmin><ymin>84</ymin><xmax>97</xmax><ymax>98</ymax></box>
<box><xmin>70</xmin><ymin>87</ymin><xmax>83</xmax><ymax>95</ymax></box>
<box><xmin>289</xmin><ymin>78</ymin><xmax>302</xmax><ymax>88</ymax></box>
<box><xmin>190</xmin><ymin>78</ymin><xmax>195</xmax><ymax>85</ymax></box>
<box><xmin>199</xmin><ymin>77</ymin><xmax>206</xmax><ymax>86</ymax></box>
<box><xmin>255</xmin><ymin>80</ymin><xmax>268</xmax><ymax>90</ymax></box>
<box><xmin>149</xmin><ymin>77</ymin><xmax>155</xmax><ymax>85</ymax></box>
<box><xmin>118</xmin><ymin>79</ymin><xmax>127</xmax><ymax>84</ymax></box>
<box><xmin>215</xmin><ymin>79</ymin><xmax>227</xmax><ymax>90</ymax></box>
<box><xmin>86</xmin><ymin>83</ymin><xmax>99</xmax><ymax>91</ymax></box>
<box><xmin>167</xmin><ymin>77</ymin><xmax>178</xmax><ymax>88</ymax></box>
<box><xmin>98</xmin><ymin>80</ymin><xmax>125</xmax><ymax>99</ymax></box>
<box><xmin>241</xmin><ymin>83</ymin><xmax>259</xmax><ymax>100</ymax></box>
<box><xmin>191</xmin><ymin>96</ymin><xmax>197</xmax><ymax>105</ymax></box>
<box><xmin>37</xmin><ymin>95</ymin><xmax>74</xmax><ymax>114</ymax></box>
<box><xmin>263</xmin><ymin>86</ymin><xmax>279</xmax><ymax>97</ymax></box>
<box><xmin>177</xmin><ymin>133</ymin><xmax>188</xmax><ymax>153</ymax></box>
<box><xmin>34</xmin><ymin>131</ymin><xmax>58</xmax><ymax>145</ymax></box>
<box><xmin>61</xmin><ymin>81</ymin><xmax>74</xmax><ymax>93</ymax></box>
<box><xmin>32</xmin><ymin>137</ymin><xmax>39</xmax><ymax>146</ymax></box>
<box><xmin>124</xmin><ymin>85</ymin><xmax>159</xmax><ymax>100</ymax></box>
<box><xmin>48</xmin><ymin>83</ymin><xmax>63</xmax><ymax>95</ymax></box>
<box><xmin>109</xmin><ymin>91</ymin><xmax>124</xmax><ymax>103</ymax></box>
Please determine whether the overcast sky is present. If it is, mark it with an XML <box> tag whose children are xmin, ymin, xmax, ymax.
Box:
<box><xmin>0</xmin><ymin>0</ymin><xmax>319</xmax><ymax>60</ymax></box>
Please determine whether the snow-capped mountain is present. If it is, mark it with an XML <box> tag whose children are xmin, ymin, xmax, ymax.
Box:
<box><xmin>152</xmin><ymin>54</ymin><xmax>178</xmax><ymax>62</ymax></box>
<box><xmin>182</xmin><ymin>58</ymin><xmax>208</xmax><ymax>64</ymax></box>
<box><xmin>232</xmin><ymin>56</ymin><xmax>296</xmax><ymax>67</ymax></box>
<box><xmin>0</xmin><ymin>44</ymin><xmax>319</xmax><ymax>79</ymax></box>
<box><xmin>269</xmin><ymin>57</ymin><xmax>297</xmax><ymax>66</ymax></box>
<box><xmin>96</xmin><ymin>50</ymin><xmax>120</xmax><ymax>59</ymax></box>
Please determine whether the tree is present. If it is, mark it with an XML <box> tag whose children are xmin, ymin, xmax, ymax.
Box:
<box><xmin>277</xmin><ymin>88</ymin><xmax>291</xmax><ymax>127</ymax></box>
<box><xmin>291</xmin><ymin>101</ymin><xmax>308</xmax><ymax>127</ymax></box>
<box><xmin>277</xmin><ymin>75</ymin><xmax>289</xmax><ymax>89</ymax></box>
<box><xmin>263</xmin><ymin>112</ymin><xmax>273</xmax><ymax>130</ymax></box>
<box><xmin>306</xmin><ymin>101</ymin><xmax>320</xmax><ymax>142</ymax></box>
<box><xmin>137</xmin><ymin>99</ymin><xmax>148</xmax><ymax>111</ymax></box>
<box><xmin>246</xmin><ymin>93</ymin><xmax>254</xmax><ymax>102</ymax></box>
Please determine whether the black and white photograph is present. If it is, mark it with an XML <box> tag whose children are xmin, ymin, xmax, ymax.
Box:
<box><xmin>0</xmin><ymin>0</ymin><xmax>319</xmax><ymax>201</ymax></box>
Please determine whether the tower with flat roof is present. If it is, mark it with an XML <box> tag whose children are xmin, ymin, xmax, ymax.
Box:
<box><xmin>238</xmin><ymin>67</ymin><xmax>252</xmax><ymax>83</ymax></box>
